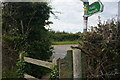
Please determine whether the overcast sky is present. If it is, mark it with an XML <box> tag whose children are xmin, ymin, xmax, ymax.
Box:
<box><xmin>48</xmin><ymin>0</ymin><xmax>119</xmax><ymax>33</ymax></box>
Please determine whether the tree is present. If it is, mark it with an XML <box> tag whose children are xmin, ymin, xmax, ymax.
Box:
<box><xmin>2</xmin><ymin>2</ymin><xmax>53</xmax><ymax>78</ymax></box>
<box><xmin>48</xmin><ymin>31</ymin><xmax>81</xmax><ymax>41</ymax></box>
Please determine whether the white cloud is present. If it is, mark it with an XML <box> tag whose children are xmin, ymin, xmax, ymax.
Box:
<box><xmin>50</xmin><ymin>20</ymin><xmax>83</xmax><ymax>33</ymax></box>
<box><xmin>49</xmin><ymin>0</ymin><xmax>118</xmax><ymax>33</ymax></box>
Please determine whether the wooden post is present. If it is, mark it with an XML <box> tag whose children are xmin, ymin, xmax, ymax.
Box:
<box><xmin>73</xmin><ymin>49</ymin><xmax>82</xmax><ymax>79</ymax></box>
<box><xmin>81</xmin><ymin>51</ymin><xmax>87</xmax><ymax>78</ymax></box>
<box><xmin>19</xmin><ymin>51</ymin><xmax>25</xmax><ymax>60</ymax></box>
<box><xmin>58</xmin><ymin>50</ymin><xmax>73</xmax><ymax>78</ymax></box>
<box><xmin>52</xmin><ymin>57</ymin><xmax>60</xmax><ymax>65</ymax></box>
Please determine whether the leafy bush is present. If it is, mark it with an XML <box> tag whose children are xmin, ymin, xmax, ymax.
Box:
<box><xmin>48</xmin><ymin>31</ymin><xmax>81</xmax><ymax>42</ymax></box>
<box><xmin>50</xmin><ymin>66</ymin><xmax>59</xmax><ymax>79</ymax></box>
<box><xmin>78</xmin><ymin>20</ymin><xmax>120</xmax><ymax>79</ymax></box>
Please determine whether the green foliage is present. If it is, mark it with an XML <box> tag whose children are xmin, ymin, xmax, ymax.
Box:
<box><xmin>2</xmin><ymin>2</ymin><xmax>53</xmax><ymax>79</ymax></box>
<box><xmin>50</xmin><ymin>66</ymin><xmax>59</xmax><ymax>80</ymax></box>
<box><xmin>48</xmin><ymin>31</ymin><xmax>81</xmax><ymax>42</ymax></box>
<box><xmin>2</xmin><ymin>68</ymin><xmax>18</xmax><ymax>79</ymax></box>
<box><xmin>16</xmin><ymin>59</ymin><xmax>26</xmax><ymax>78</ymax></box>
<box><xmin>52</xmin><ymin>41</ymin><xmax>78</xmax><ymax>45</ymax></box>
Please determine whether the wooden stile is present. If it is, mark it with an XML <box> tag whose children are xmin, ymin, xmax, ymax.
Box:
<box><xmin>20</xmin><ymin>49</ymin><xmax>83</xmax><ymax>79</ymax></box>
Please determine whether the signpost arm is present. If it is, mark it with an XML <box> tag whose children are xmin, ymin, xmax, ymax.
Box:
<box><xmin>79</xmin><ymin>0</ymin><xmax>104</xmax><ymax>78</ymax></box>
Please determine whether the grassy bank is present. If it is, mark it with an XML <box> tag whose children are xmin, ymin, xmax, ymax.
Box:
<box><xmin>52</xmin><ymin>41</ymin><xmax>78</xmax><ymax>45</ymax></box>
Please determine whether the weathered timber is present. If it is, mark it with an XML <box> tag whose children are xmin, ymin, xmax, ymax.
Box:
<box><xmin>24</xmin><ymin>74</ymin><xmax>40</xmax><ymax>80</ymax></box>
<box><xmin>58</xmin><ymin>50</ymin><xmax>73</xmax><ymax>78</ymax></box>
<box><xmin>24</xmin><ymin>57</ymin><xmax>55</xmax><ymax>69</ymax></box>
<box><xmin>73</xmin><ymin>49</ymin><xmax>82</xmax><ymax>79</ymax></box>
<box><xmin>52</xmin><ymin>57</ymin><xmax>60</xmax><ymax>65</ymax></box>
<box><xmin>81</xmin><ymin>51</ymin><xmax>87</xmax><ymax>78</ymax></box>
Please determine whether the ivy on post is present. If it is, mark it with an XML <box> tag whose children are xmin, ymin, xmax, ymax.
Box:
<box><xmin>17</xmin><ymin>51</ymin><xmax>26</xmax><ymax>78</ymax></box>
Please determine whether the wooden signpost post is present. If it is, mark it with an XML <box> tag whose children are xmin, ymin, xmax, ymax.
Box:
<box><xmin>80</xmin><ymin>0</ymin><xmax>104</xmax><ymax>79</ymax></box>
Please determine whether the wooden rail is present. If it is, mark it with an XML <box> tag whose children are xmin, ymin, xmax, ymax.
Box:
<box><xmin>24</xmin><ymin>57</ymin><xmax>55</xmax><ymax>69</ymax></box>
<box><xmin>24</xmin><ymin>74</ymin><xmax>39</xmax><ymax>80</ymax></box>
<box><xmin>19</xmin><ymin>52</ymin><xmax>55</xmax><ymax>79</ymax></box>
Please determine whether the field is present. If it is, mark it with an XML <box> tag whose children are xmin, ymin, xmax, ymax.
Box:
<box><xmin>52</xmin><ymin>41</ymin><xmax>78</xmax><ymax>45</ymax></box>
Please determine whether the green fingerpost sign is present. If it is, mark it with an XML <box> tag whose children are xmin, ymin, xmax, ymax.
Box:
<box><xmin>87</xmin><ymin>1</ymin><xmax>104</xmax><ymax>16</ymax></box>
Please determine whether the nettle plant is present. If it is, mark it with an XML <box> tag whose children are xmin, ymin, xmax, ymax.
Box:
<box><xmin>78</xmin><ymin>20</ymin><xmax>120</xmax><ymax>78</ymax></box>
